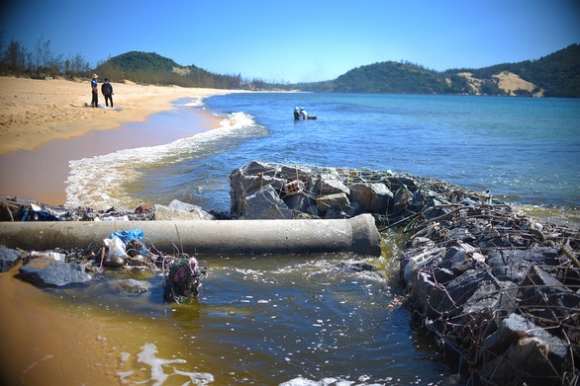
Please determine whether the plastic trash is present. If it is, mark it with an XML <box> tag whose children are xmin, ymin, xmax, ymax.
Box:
<box><xmin>29</xmin><ymin>251</ymin><xmax>66</xmax><ymax>262</ymax></box>
<box><xmin>21</xmin><ymin>203</ymin><xmax>62</xmax><ymax>221</ymax></box>
<box><xmin>109</xmin><ymin>229</ymin><xmax>147</xmax><ymax>255</ymax></box>
<box><xmin>103</xmin><ymin>236</ymin><xmax>128</xmax><ymax>266</ymax></box>
<box><xmin>102</xmin><ymin>215</ymin><xmax>129</xmax><ymax>222</ymax></box>
<box><xmin>109</xmin><ymin>229</ymin><xmax>144</xmax><ymax>243</ymax></box>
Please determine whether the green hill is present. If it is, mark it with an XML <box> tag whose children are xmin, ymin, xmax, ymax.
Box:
<box><xmin>295</xmin><ymin>44</ymin><xmax>580</xmax><ymax>97</ymax></box>
<box><xmin>329</xmin><ymin>61</ymin><xmax>451</xmax><ymax>94</ymax></box>
<box><xmin>108</xmin><ymin>51</ymin><xmax>181</xmax><ymax>72</ymax></box>
<box><xmin>467</xmin><ymin>43</ymin><xmax>580</xmax><ymax>98</ymax></box>
<box><xmin>94</xmin><ymin>51</ymin><xmax>242</xmax><ymax>89</ymax></box>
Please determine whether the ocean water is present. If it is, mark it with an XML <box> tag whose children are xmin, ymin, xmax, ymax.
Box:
<box><xmin>66</xmin><ymin>92</ymin><xmax>580</xmax><ymax>215</ymax></box>
<box><xmin>58</xmin><ymin>93</ymin><xmax>580</xmax><ymax>385</ymax></box>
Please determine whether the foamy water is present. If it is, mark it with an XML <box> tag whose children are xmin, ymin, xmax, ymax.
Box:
<box><xmin>65</xmin><ymin>93</ymin><xmax>580</xmax><ymax>217</ymax></box>
<box><xmin>118</xmin><ymin>343</ymin><xmax>214</xmax><ymax>385</ymax></box>
<box><xmin>65</xmin><ymin>110</ymin><xmax>261</xmax><ymax>210</ymax></box>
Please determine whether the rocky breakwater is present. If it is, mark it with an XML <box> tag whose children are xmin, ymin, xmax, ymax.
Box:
<box><xmin>400</xmin><ymin>197</ymin><xmax>580</xmax><ymax>385</ymax></box>
<box><xmin>229</xmin><ymin>160</ymin><xmax>580</xmax><ymax>385</ymax></box>
<box><xmin>2</xmin><ymin>159</ymin><xmax>580</xmax><ymax>380</ymax></box>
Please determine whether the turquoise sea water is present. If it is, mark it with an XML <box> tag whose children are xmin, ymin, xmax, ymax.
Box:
<box><xmin>66</xmin><ymin>93</ymin><xmax>580</xmax><ymax>215</ymax></box>
<box><xmin>59</xmin><ymin>93</ymin><xmax>580</xmax><ymax>385</ymax></box>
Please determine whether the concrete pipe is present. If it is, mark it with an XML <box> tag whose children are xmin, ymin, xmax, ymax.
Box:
<box><xmin>0</xmin><ymin>214</ymin><xmax>382</xmax><ymax>256</ymax></box>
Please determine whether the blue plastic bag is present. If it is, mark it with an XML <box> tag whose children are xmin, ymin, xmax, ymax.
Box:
<box><xmin>109</xmin><ymin>229</ymin><xmax>144</xmax><ymax>243</ymax></box>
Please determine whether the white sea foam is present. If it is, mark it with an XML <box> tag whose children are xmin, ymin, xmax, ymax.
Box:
<box><xmin>279</xmin><ymin>376</ymin><xmax>386</xmax><ymax>386</ymax></box>
<box><xmin>117</xmin><ymin>343</ymin><xmax>214</xmax><ymax>385</ymax></box>
<box><xmin>177</xmin><ymin>96</ymin><xmax>205</xmax><ymax>108</ymax></box>
<box><xmin>65</xmin><ymin>111</ymin><xmax>258</xmax><ymax>210</ymax></box>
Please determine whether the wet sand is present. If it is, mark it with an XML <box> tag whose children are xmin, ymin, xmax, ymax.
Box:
<box><xmin>0</xmin><ymin>109</ymin><xmax>222</xmax><ymax>205</ymax></box>
<box><xmin>0</xmin><ymin>77</ymin><xmax>235</xmax><ymax>385</ymax></box>
<box><xmin>0</xmin><ymin>76</ymin><xmax>236</xmax><ymax>205</ymax></box>
<box><xmin>0</xmin><ymin>265</ymin><xmax>121</xmax><ymax>385</ymax></box>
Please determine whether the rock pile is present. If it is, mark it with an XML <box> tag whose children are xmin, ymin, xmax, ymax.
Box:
<box><xmin>400</xmin><ymin>199</ymin><xmax>580</xmax><ymax>385</ymax></box>
<box><xmin>228</xmin><ymin>160</ymin><xmax>580</xmax><ymax>385</ymax></box>
<box><xmin>0</xmin><ymin>196</ymin><xmax>218</xmax><ymax>222</ymax></box>
<box><xmin>2</xmin><ymin>160</ymin><xmax>580</xmax><ymax>382</ymax></box>
<box><xmin>228</xmin><ymin>160</ymin><xmax>483</xmax><ymax>222</ymax></box>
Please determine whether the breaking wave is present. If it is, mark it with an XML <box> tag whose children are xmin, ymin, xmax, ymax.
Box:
<box><xmin>65</xmin><ymin>111</ymin><xmax>262</xmax><ymax>210</ymax></box>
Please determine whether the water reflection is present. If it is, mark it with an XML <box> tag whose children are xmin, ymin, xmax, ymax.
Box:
<box><xmin>31</xmin><ymin>248</ymin><xmax>452</xmax><ymax>385</ymax></box>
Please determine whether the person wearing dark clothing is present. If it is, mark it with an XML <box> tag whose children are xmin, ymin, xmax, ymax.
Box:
<box><xmin>101</xmin><ymin>78</ymin><xmax>114</xmax><ymax>107</ymax></box>
<box><xmin>293</xmin><ymin>106</ymin><xmax>301</xmax><ymax>120</ymax></box>
<box><xmin>91</xmin><ymin>74</ymin><xmax>99</xmax><ymax>108</ymax></box>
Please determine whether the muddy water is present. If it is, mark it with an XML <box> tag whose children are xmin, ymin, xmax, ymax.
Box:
<box><xmin>0</xmin><ymin>265</ymin><xmax>120</xmax><ymax>385</ymax></box>
<box><xmin>0</xmin><ymin>231</ymin><xmax>456</xmax><ymax>386</ymax></box>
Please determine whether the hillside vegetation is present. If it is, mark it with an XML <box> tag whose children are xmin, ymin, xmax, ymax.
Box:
<box><xmin>0</xmin><ymin>32</ymin><xmax>578</xmax><ymax>97</ymax></box>
<box><xmin>296</xmin><ymin>44</ymin><xmax>579</xmax><ymax>97</ymax></box>
<box><xmin>95</xmin><ymin>51</ymin><xmax>242</xmax><ymax>89</ymax></box>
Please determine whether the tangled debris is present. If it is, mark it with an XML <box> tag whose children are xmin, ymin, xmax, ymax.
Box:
<box><xmin>399</xmin><ymin>201</ymin><xmax>580</xmax><ymax>386</ymax></box>
<box><xmin>3</xmin><ymin>227</ymin><xmax>207</xmax><ymax>303</ymax></box>
<box><xmin>162</xmin><ymin>256</ymin><xmax>206</xmax><ymax>303</ymax></box>
<box><xmin>3</xmin><ymin>161</ymin><xmax>580</xmax><ymax>383</ymax></box>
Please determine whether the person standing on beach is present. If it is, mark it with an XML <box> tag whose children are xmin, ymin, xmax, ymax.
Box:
<box><xmin>91</xmin><ymin>74</ymin><xmax>99</xmax><ymax>108</ymax></box>
<box><xmin>101</xmin><ymin>78</ymin><xmax>114</xmax><ymax>107</ymax></box>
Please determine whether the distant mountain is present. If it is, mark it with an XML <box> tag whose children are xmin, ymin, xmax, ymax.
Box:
<box><xmin>107</xmin><ymin>51</ymin><xmax>182</xmax><ymax>72</ymax></box>
<box><xmin>308</xmin><ymin>61</ymin><xmax>453</xmax><ymax>94</ymax></box>
<box><xmin>94</xmin><ymin>51</ymin><xmax>242</xmax><ymax>89</ymax></box>
<box><xmin>93</xmin><ymin>45</ymin><xmax>580</xmax><ymax>97</ymax></box>
<box><xmin>296</xmin><ymin>44</ymin><xmax>580</xmax><ymax>97</ymax></box>
<box><xmin>465</xmin><ymin>43</ymin><xmax>580</xmax><ymax>98</ymax></box>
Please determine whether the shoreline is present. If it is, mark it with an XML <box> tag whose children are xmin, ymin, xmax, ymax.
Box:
<box><xmin>0</xmin><ymin>76</ymin><xmax>238</xmax><ymax>205</ymax></box>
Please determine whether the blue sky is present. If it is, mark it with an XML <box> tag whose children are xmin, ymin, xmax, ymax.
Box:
<box><xmin>1</xmin><ymin>0</ymin><xmax>579</xmax><ymax>83</ymax></box>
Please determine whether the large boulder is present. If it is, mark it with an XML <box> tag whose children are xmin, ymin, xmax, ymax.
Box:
<box><xmin>316</xmin><ymin>176</ymin><xmax>350</xmax><ymax>196</ymax></box>
<box><xmin>487</xmin><ymin>248</ymin><xmax>560</xmax><ymax>284</ymax></box>
<box><xmin>18</xmin><ymin>258</ymin><xmax>92</xmax><ymax>287</ymax></box>
<box><xmin>316</xmin><ymin>193</ymin><xmax>350</xmax><ymax>215</ymax></box>
<box><xmin>108</xmin><ymin>278</ymin><xmax>152</xmax><ymax>294</ymax></box>
<box><xmin>155</xmin><ymin>199</ymin><xmax>216</xmax><ymax>221</ymax></box>
<box><xmin>478</xmin><ymin>313</ymin><xmax>568</xmax><ymax>386</ymax></box>
<box><xmin>0</xmin><ymin>247</ymin><xmax>22</xmax><ymax>272</ymax></box>
<box><xmin>282</xmin><ymin>192</ymin><xmax>316</xmax><ymax>213</ymax></box>
<box><xmin>350</xmin><ymin>183</ymin><xmax>393</xmax><ymax>213</ymax></box>
<box><xmin>244</xmin><ymin>185</ymin><xmax>293</xmax><ymax>219</ymax></box>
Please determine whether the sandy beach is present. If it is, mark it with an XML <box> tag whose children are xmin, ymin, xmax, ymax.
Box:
<box><xmin>0</xmin><ymin>76</ymin><xmax>236</xmax><ymax>204</ymax></box>
<box><xmin>0</xmin><ymin>77</ymin><xmax>239</xmax><ymax>383</ymax></box>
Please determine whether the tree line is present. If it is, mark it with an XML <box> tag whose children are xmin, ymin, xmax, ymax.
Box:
<box><xmin>0</xmin><ymin>33</ymin><xmax>243</xmax><ymax>90</ymax></box>
<box><xmin>1</xmin><ymin>31</ymin><xmax>578</xmax><ymax>97</ymax></box>
<box><xmin>0</xmin><ymin>32</ymin><xmax>91</xmax><ymax>77</ymax></box>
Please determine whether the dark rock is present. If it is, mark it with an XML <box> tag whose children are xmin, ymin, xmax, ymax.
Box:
<box><xmin>478</xmin><ymin>313</ymin><xmax>568</xmax><ymax>386</ymax></box>
<box><xmin>487</xmin><ymin>248</ymin><xmax>560</xmax><ymax>284</ymax></box>
<box><xmin>316</xmin><ymin>192</ymin><xmax>350</xmax><ymax>214</ymax></box>
<box><xmin>336</xmin><ymin>262</ymin><xmax>377</xmax><ymax>272</ymax></box>
<box><xmin>518</xmin><ymin>265</ymin><xmax>580</xmax><ymax>322</ymax></box>
<box><xmin>244</xmin><ymin>185</ymin><xmax>292</xmax><ymax>219</ymax></box>
<box><xmin>0</xmin><ymin>247</ymin><xmax>22</xmax><ymax>272</ymax></box>
<box><xmin>108</xmin><ymin>278</ymin><xmax>152</xmax><ymax>294</ymax></box>
<box><xmin>324</xmin><ymin>207</ymin><xmax>349</xmax><ymax>219</ymax></box>
<box><xmin>18</xmin><ymin>258</ymin><xmax>92</xmax><ymax>287</ymax></box>
<box><xmin>283</xmin><ymin>192</ymin><xmax>315</xmax><ymax>213</ymax></box>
